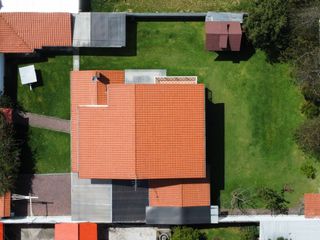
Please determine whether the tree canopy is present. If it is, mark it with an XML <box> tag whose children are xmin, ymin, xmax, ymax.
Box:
<box><xmin>0</xmin><ymin>96</ymin><xmax>20</xmax><ymax>195</ymax></box>
<box><xmin>244</xmin><ymin>0</ymin><xmax>290</xmax><ymax>61</ymax></box>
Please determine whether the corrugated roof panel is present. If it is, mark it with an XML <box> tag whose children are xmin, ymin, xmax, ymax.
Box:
<box><xmin>55</xmin><ymin>223</ymin><xmax>78</xmax><ymax>240</ymax></box>
<box><xmin>79</xmin><ymin>223</ymin><xmax>97</xmax><ymax>240</ymax></box>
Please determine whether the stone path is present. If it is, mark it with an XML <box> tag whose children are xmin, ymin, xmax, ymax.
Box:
<box><xmin>21</xmin><ymin>112</ymin><xmax>70</xmax><ymax>133</ymax></box>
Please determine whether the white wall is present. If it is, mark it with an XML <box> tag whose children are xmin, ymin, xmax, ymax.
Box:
<box><xmin>0</xmin><ymin>53</ymin><xmax>4</xmax><ymax>95</ymax></box>
<box><xmin>0</xmin><ymin>0</ymin><xmax>79</xmax><ymax>13</ymax></box>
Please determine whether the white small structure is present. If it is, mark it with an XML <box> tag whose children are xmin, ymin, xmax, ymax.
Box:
<box><xmin>0</xmin><ymin>53</ymin><xmax>4</xmax><ymax>95</ymax></box>
<box><xmin>0</xmin><ymin>0</ymin><xmax>79</xmax><ymax>13</ymax></box>
<box><xmin>19</xmin><ymin>65</ymin><xmax>37</xmax><ymax>90</ymax></box>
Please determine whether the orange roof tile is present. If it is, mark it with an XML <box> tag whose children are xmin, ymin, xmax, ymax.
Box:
<box><xmin>0</xmin><ymin>13</ymin><xmax>72</xmax><ymax>53</ymax></box>
<box><xmin>0</xmin><ymin>192</ymin><xmax>11</xmax><ymax>218</ymax></box>
<box><xmin>71</xmin><ymin>70</ymin><xmax>206</xmax><ymax>179</ymax></box>
<box><xmin>55</xmin><ymin>223</ymin><xmax>79</xmax><ymax>240</ymax></box>
<box><xmin>71</xmin><ymin>70</ymin><xmax>125</xmax><ymax>172</ymax></box>
<box><xmin>304</xmin><ymin>193</ymin><xmax>320</xmax><ymax>218</ymax></box>
<box><xmin>149</xmin><ymin>179</ymin><xmax>210</xmax><ymax>207</ymax></box>
<box><xmin>79</xmin><ymin>223</ymin><xmax>97</xmax><ymax>240</ymax></box>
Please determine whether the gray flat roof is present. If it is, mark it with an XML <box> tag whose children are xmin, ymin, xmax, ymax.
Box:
<box><xmin>71</xmin><ymin>173</ymin><xmax>112</xmax><ymax>222</ymax></box>
<box><xmin>260</xmin><ymin>220</ymin><xmax>320</xmax><ymax>240</ymax></box>
<box><xmin>206</xmin><ymin>12</ymin><xmax>244</xmax><ymax>23</ymax></box>
<box><xmin>125</xmin><ymin>69</ymin><xmax>167</xmax><ymax>84</ymax></box>
<box><xmin>73</xmin><ymin>12</ymin><xmax>126</xmax><ymax>48</ymax></box>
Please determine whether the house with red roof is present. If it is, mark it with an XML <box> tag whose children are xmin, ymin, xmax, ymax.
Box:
<box><xmin>71</xmin><ymin>70</ymin><xmax>215</xmax><ymax>224</ymax></box>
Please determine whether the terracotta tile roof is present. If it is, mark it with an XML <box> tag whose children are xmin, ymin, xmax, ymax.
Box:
<box><xmin>79</xmin><ymin>223</ymin><xmax>97</xmax><ymax>240</ymax></box>
<box><xmin>149</xmin><ymin>179</ymin><xmax>210</xmax><ymax>207</ymax></box>
<box><xmin>155</xmin><ymin>76</ymin><xmax>197</xmax><ymax>84</ymax></box>
<box><xmin>71</xmin><ymin>70</ymin><xmax>125</xmax><ymax>172</ymax></box>
<box><xmin>304</xmin><ymin>193</ymin><xmax>320</xmax><ymax>218</ymax></box>
<box><xmin>0</xmin><ymin>192</ymin><xmax>11</xmax><ymax>218</ymax></box>
<box><xmin>71</xmin><ymin>71</ymin><xmax>206</xmax><ymax>179</ymax></box>
<box><xmin>0</xmin><ymin>13</ymin><xmax>72</xmax><ymax>53</ymax></box>
<box><xmin>55</xmin><ymin>223</ymin><xmax>79</xmax><ymax>240</ymax></box>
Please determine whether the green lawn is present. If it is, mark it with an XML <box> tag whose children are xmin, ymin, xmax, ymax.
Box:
<box><xmin>203</xmin><ymin>227</ymin><xmax>242</xmax><ymax>240</ymax></box>
<box><xmin>81</xmin><ymin>22</ymin><xmax>318</xmax><ymax>208</ymax></box>
<box><xmin>28</xmin><ymin>127</ymin><xmax>70</xmax><ymax>173</ymax></box>
<box><xmin>17</xmin><ymin>56</ymin><xmax>72</xmax><ymax>119</ymax></box>
<box><xmin>91</xmin><ymin>0</ymin><xmax>253</xmax><ymax>12</ymax></box>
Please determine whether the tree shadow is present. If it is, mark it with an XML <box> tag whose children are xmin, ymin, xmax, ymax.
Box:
<box><xmin>206</xmin><ymin>89</ymin><xmax>225</xmax><ymax>206</ymax></box>
<box><xmin>214</xmin><ymin>34</ymin><xmax>256</xmax><ymax>63</ymax></box>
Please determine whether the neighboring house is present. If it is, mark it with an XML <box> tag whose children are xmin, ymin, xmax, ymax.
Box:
<box><xmin>205</xmin><ymin>12</ymin><xmax>243</xmax><ymax>51</ymax></box>
<box><xmin>71</xmin><ymin>70</ymin><xmax>214</xmax><ymax>224</ymax></box>
<box><xmin>0</xmin><ymin>12</ymin><xmax>72</xmax><ymax>95</ymax></box>
<box><xmin>0</xmin><ymin>13</ymin><xmax>72</xmax><ymax>53</ymax></box>
<box><xmin>0</xmin><ymin>0</ymin><xmax>79</xmax><ymax>13</ymax></box>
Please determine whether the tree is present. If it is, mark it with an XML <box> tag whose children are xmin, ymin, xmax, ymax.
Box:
<box><xmin>258</xmin><ymin>187</ymin><xmax>289</xmax><ymax>214</ymax></box>
<box><xmin>230</xmin><ymin>188</ymin><xmax>255</xmax><ymax>212</ymax></box>
<box><xmin>0</xmin><ymin>112</ymin><xmax>20</xmax><ymax>195</ymax></box>
<box><xmin>171</xmin><ymin>227</ymin><xmax>207</xmax><ymax>240</ymax></box>
<box><xmin>244</xmin><ymin>0</ymin><xmax>290</xmax><ymax>61</ymax></box>
<box><xmin>240</xmin><ymin>226</ymin><xmax>259</xmax><ymax>240</ymax></box>
<box><xmin>294</xmin><ymin>48</ymin><xmax>320</xmax><ymax>103</ymax></box>
<box><xmin>295</xmin><ymin>117</ymin><xmax>320</xmax><ymax>159</ymax></box>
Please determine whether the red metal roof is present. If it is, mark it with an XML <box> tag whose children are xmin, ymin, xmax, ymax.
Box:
<box><xmin>0</xmin><ymin>192</ymin><xmax>11</xmax><ymax>218</ymax></box>
<box><xmin>0</xmin><ymin>13</ymin><xmax>72</xmax><ymax>53</ymax></box>
<box><xmin>304</xmin><ymin>194</ymin><xmax>320</xmax><ymax>218</ymax></box>
<box><xmin>149</xmin><ymin>179</ymin><xmax>210</xmax><ymax>207</ymax></box>
<box><xmin>79</xmin><ymin>223</ymin><xmax>97</xmax><ymax>240</ymax></box>
<box><xmin>71</xmin><ymin>71</ymin><xmax>206</xmax><ymax>179</ymax></box>
<box><xmin>0</xmin><ymin>223</ymin><xmax>3</xmax><ymax>240</ymax></box>
<box><xmin>205</xmin><ymin>21</ymin><xmax>242</xmax><ymax>51</ymax></box>
<box><xmin>55</xmin><ymin>223</ymin><xmax>79</xmax><ymax>240</ymax></box>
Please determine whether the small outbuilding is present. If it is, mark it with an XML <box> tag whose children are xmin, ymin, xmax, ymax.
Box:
<box><xmin>205</xmin><ymin>12</ymin><xmax>244</xmax><ymax>52</ymax></box>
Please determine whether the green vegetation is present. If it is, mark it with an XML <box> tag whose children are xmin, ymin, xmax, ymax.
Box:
<box><xmin>300</xmin><ymin>161</ymin><xmax>317</xmax><ymax>179</ymax></box>
<box><xmin>258</xmin><ymin>187</ymin><xmax>289</xmax><ymax>214</ymax></box>
<box><xmin>0</xmin><ymin>96</ymin><xmax>20</xmax><ymax>195</ymax></box>
<box><xmin>81</xmin><ymin>22</ymin><xmax>317</xmax><ymax>208</ymax></box>
<box><xmin>91</xmin><ymin>0</ymin><xmax>253</xmax><ymax>12</ymax></box>
<box><xmin>17</xmin><ymin>56</ymin><xmax>72</xmax><ymax>119</ymax></box>
<box><xmin>28</xmin><ymin>127</ymin><xmax>70</xmax><ymax>173</ymax></box>
<box><xmin>172</xmin><ymin>227</ymin><xmax>206</xmax><ymax>240</ymax></box>
<box><xmin>244</xmin><ymin>0</ymin><xmax>290</xmax><ymax>61</ymax></box>
<box><xmin>295</xmin><ymin>117</ymin><xmax>320</xmax><ymax>160</ymax></box>
<box><xmin>204</xmin><ymin>228</ymin><xmax>242</xmax><ymax>240</ymax></box>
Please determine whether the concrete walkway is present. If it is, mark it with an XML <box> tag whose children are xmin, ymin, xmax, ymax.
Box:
<box><xmin>23</xmin><ymin>112</ymin><xmax>70</xmax><ymax>133</ymax></box>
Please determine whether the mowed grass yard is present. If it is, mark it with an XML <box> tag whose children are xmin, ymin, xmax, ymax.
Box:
<box><xmin>91</xmin><ymin>0</ymin><xmax>253</xmax><ymax>12</ymax></box>
<box><xmin>203</xmin><ymin>227</ymin><xmax>243</xmax><ymax>240</ymax></box>
<box><xmin>17</xmin><ymin>56</ymin><xmax>72</xmax><ymax>120</ymax></box>
<box><xmin>27</xmin><ymin>127</ymin><xmax>70</xmax><ymax>173</ymax></box>
<box><xmin>81</xmin><ymin>22</ymin><xmax>318</xmax><ymax>208</ymax></box>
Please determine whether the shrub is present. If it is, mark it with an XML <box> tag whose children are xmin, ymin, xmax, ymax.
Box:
<box><xmin>240</xmin><ymin>226</ymin><xmax>259</xmax><ymax>240</ymax></box>
<box><xmin>301</xmin><ymin>101</ymin><xmax>320</xmax><ymax>119</ymax></box>
<box><xmin>258</xmin><ymin>187</ymin><xmax>289</xmax><ymax>214</ymax></box>
<box><xmin>300</xmin><ymin>162</ymin><xmax>317</xmax><ymax>179</ymax></box>
<box><xmin>0</xmin><ymin>112</ymin><xmax>20</xmax><ymax>195</ymax></box>
<box><xmin>295</xmin><ymin>117</ymin><xmax>320</xmax><ymax>160</ymax></box>
<box><xmin>171</xmin><ymin>227</ymin><xmax>207</xmax><ymax>240</ymax></box>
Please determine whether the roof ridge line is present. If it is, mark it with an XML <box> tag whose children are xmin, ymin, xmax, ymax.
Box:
<box><xmin>0</xmin><ymin>14</ymin><xmax>33</xmax><ymax>52</ymax></box>
<box><xmin>134</xmin><ymin>84</ymin><xmax>138</xmax><ymax>180</ymax></box>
